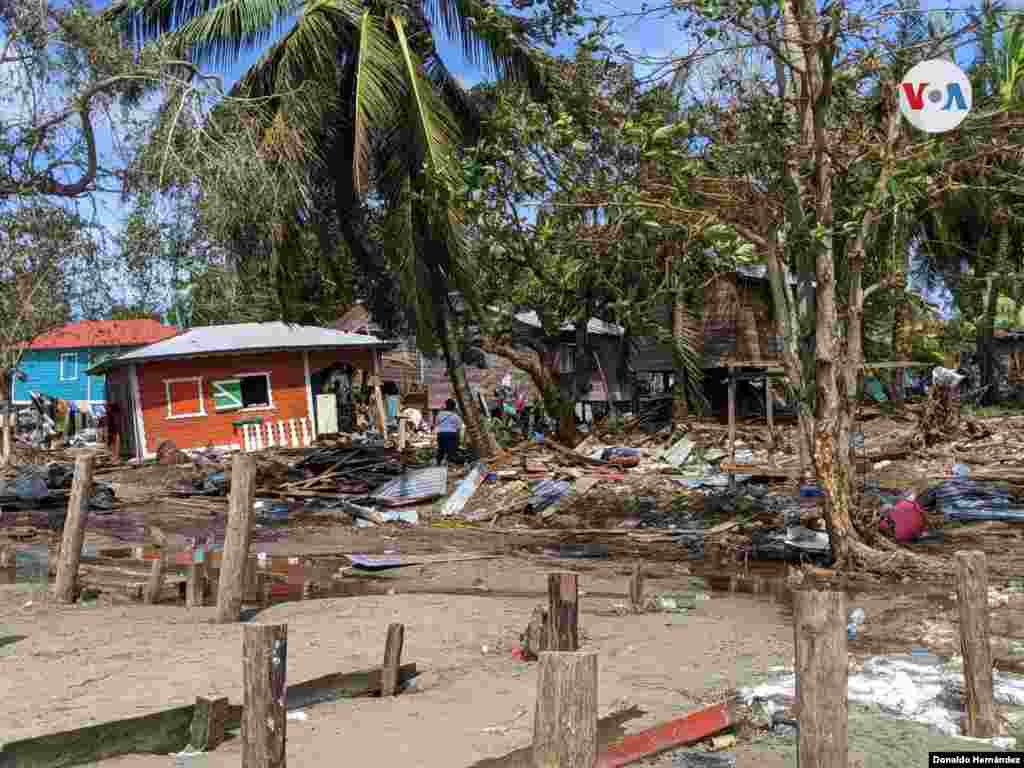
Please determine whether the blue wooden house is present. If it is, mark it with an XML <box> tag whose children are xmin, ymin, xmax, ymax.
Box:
<box><xmin>14</xmin><ymin>319</ymin><xmax>178</xmax><ymax>407</ymax></box>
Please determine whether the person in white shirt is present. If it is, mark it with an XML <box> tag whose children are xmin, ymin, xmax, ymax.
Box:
<box><xmin>435</xmin><ymin>398</ymin><xmax>462</xmax><ymax>464</ymax></box>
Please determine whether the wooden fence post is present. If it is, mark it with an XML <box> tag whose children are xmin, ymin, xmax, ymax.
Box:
<box><xmin>54</xmin><ymin>454</ymin><xmax>95</xmax><ymax>604</ymax></box>
<box><xmin>186</xmin><ymin>562</ymin><xmax>208</xmax><ymax>608</ymax></box>
<box><xmin>629</xmin><ymin>564</ymin><xmax>645</xmax><ymax>614</ymax></box>
<box><xmin>216</xmin><ymin>454</ymin><xmax>257</xmax><ymax>623</ymax></box>
<box><xmin>381</xmin><ymin>623</ymin><xmax>406</xmax><ymax>697</ymax></box>
<box><xmin>243</xmin><ymin>624</ymin><xmax>287</xmax><ymax>768</ymax></box>
<box><xmin>546</xmin><ymin>572</ymin><xmax>579</xmax><ymax>651</ymax></box>
<box><xmin>794</xmin><ymin>589</ymin><xmax>847</xmax><ymax>768</ymax></box>
<box><xmin>532</xmin><ymin>651</ymin><xmax>598</xmax><ymax>768</ymax></box>
<box><xmin>143</xmin><ymin>554</ymin><xmax>165</xmax><ymax>604</ymax></box>
<box><xmin>956</xmin><ymin>550</ymin><xmax>998</xmax><ymax>737</ymax></box>
<box><xmin>191</xmin><ymin>696</ymin><xmax>230</xmax><ymax>751</ymax></box>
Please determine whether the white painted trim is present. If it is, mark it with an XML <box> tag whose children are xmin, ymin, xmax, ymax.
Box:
<box><xmin>164</xmin><ymin>376</ymin><xmax>205</xmax><ymax>419</ymax></box>
<box><xmin>59</xmin><ymin>352</ymin><xmax>79</xmax><ymax>381</ymax></box>
<box><xmin>303</xmin><ymin>351</ymin><xmax>316</xmax><ymax>439</ymax></box>
<box><xmin>129</xmin><ymin>364</ymin><xmax>147</xmax><ymax>461</ymax></box>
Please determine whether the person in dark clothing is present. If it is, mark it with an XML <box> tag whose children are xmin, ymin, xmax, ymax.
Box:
<box><xmin>435</xmin><ymin>398</ymin><xmax>462</xmax><ymax>464</ymax></box>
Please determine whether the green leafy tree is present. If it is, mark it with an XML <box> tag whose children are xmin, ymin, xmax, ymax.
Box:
<box><xmin>454</xmin><ymin>53</ymin><xmax>724</xmax><ymax>443</ymax></box>
<box><xmin>116</xmin><ymin>0</ymin><xmax>581</xmax><ymax>458</ymax></box>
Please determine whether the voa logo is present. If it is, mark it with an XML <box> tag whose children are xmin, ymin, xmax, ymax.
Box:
<box><xmin>899</xmin><ymin>59</ymin><xmax>972</xmax><ymax>134</ymax></box>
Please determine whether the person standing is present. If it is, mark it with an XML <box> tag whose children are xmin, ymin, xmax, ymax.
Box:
<box><xmin>435</xmin><ymin>398</ymin><xmax>462</xmax><ymax>465</ymax></box>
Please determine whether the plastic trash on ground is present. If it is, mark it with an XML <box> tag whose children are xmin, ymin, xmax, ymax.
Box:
<box><xmin>742</xmin><ymin>654</ymin><xmax>1024</xmax><ymax>740</ymax></box>
<box><xmin>848</xmin><ymin>607</ymin><xmax>866</xmax><ymax>640</ymax></box>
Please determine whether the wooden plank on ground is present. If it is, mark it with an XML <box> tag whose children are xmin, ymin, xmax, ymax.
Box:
<box><xmin>0</xmin><ymin>663</ymin><xmax>417</xmax><ymax>768</ymax></box>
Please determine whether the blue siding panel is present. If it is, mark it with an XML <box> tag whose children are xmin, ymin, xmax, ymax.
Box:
<box><xmin>13</xmin><ymin>346</ymin><xmax>139</xmax><ymax>404</ymax></box>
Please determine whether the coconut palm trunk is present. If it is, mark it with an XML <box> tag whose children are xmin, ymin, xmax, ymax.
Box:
<box><xmin>437</xmin><ymin>311</ymin><xmax>496</xmax><ymax>460</ymax></box>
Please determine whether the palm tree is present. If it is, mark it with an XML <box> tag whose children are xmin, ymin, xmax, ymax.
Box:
<box><xmin>118</xmin><ymin>0</ymin><xmax>546</xmax><ymax>458</ymax></box>
<box><xmin>915</xmin><ymin>5</ymin><xmax>1024</xmax><ymax>404</ymax></box>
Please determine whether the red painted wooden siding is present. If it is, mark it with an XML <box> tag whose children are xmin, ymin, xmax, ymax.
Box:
<box><xmin>135</xmin><ymin>348</ymin><xmax>378</xmax><ymax>454</ymax></box>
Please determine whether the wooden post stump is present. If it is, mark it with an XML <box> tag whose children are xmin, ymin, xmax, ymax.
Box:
<box><xmin>727</xmin><ymin>368</ymin><xmax>737</xmax><ymax>492</ymax></box>
<box><xmin>523</xmin><ymin>605</ymin><xmax>549</xmax><ymax>661</ymax></box>
<box><xmin>381</xmin><ymin>623</ymin><xmax>406</xmax><ymax>697</ymax></box>
<box><xmin>956</xmin><ymin>550</ymin><xmax>998</xmax><ymax>737</ymax></box>
<box><xmin>143</xmin><ymin>554</ymin><xmax>166</xmax><ymax>604</ymax></box>
<box><xmin>191</xmin><ymin>696</ymin><xmax>229</xmax><ymax>751</ymax></box>
<box><xmin>546</xmin><ymin>572</ymin><xmax>579</xmax><ymax>651</ymax></box>
<box><xmin>54</xmin><ymin>454</ymin><xmax>95</xmax><ymax>604</ymax></box>
<box><xmin>186</xmin><ymin>562</ymin><xmax>208</xmax><ymax>608</ymax></box>
<box><xmin>216</xmin><ymin>454</ymin><xmax>257</xmax><ymax>623</ymax></box>
<box><xmin>532</xmin><ymin>651</ymin><xmax>598</xmax><ymax>768</ymax></box>
<box><xmin>629</xmin><ymin>564</ymin><xmax>645</xmax><ymax>614</ymax></box>
<box><xmin>794</xmin><ymin>589</ymin><xmax>848</xmax><ymax>768</ymax></box>
<box><xmin>243</xmin><ymin>624</ymin><xmax>288</xmax><ymax>768</ymax></box>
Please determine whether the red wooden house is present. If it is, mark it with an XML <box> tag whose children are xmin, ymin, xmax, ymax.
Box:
<box><xmin>88</xmin><ymin>322</ymin><xmax>392</xmax><ymax>460</ymax></box>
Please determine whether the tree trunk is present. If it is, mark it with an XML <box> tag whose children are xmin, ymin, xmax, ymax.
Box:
<box><xmin>479</xmin><ymin>336</ymin><xmax>577</xmax><ymax>445</ymax></box>
<box><xmin>978</xmin><ymin>277</ymin><xmax>999</xmax><ymax>407</ymax></box>
<box><xmin>671</xmin><ymin>293</ymin><xmax>690</xmax><ymax>421</ymax></box>
<box><xmin>0</xmin><ymin>371</ymin><xmax>11</xmax><ymax>468</ymax></box>
<box><xmin>439</xmin><ymin>321</ymin><xmax>497</xmax><ymax>460</ymax></box>
<box><xmin>891</xmin><ymin>294</ymin><xmax>912</xmax><ymax>402</ymax></box>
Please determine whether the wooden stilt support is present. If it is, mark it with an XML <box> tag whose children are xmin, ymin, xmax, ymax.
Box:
<box><xmin>532</xmin><ymin>651</ymin><xmax>598</xmax><ymax>768</ymax></box>
<box><xmin>381</xmin><ymin>623</ymin><xmax>405</xmax><ymax>697</ymax></box>
<box><xmin>242</xmin><ymin>623</ymin><xmax>287</xmax><ymax>768</ymax></box>
<box><xmin>216</xmin><ymin>454</ymin><xmax>257</xmax><ymax>623</ymax></box>
<box><xmin>186</xmin><ymin>562</ymin><xmax>208</xmax><ymax>608</ymax></box>
<box><xmin>546</xmin><ymin>572</ymin><xmax>580</xmax><ymax>651</ymax></box>
<box><xmin>629</xmin><ymin>564</ymin><xmax>645</xmax><ymax>614</ymax></box>
<box><xmin>794</xmin><ymin>589</ymin><xmax>848</xmax><ymax>768</ymax></box>
<box><xmin>54</xmin><ymin>454</ymin><xmax>95</xmax><ymax>604</ymax></box>
<box><xmin>956</xmin><ymin>550</ymin><xmax>998</xmax><ymax>737</ymax></box>
<box><xmin>143</xmin><ymin>555</ymin><xmax>165</xmax><ymax>604</ymax></box>
<box><xmin>727</xmin><ymin>368</ymin><xmax>737</xmax><ymax>492</ymax></box>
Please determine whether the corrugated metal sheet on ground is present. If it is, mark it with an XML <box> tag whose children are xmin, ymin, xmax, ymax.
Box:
<box><xmin>527</xmin><ymin>479</ymin><xmax>571</xmax><ymax>513</ymax></box>
<box><xmin>931</xmin><ymin>479</ymin><xmax>1024</xmax><ymax>521</ymax></box>
<box><xmin>371</xmin><ymin>466</ymin><xmax>447</xmax><ymax>506</ymax></box>
<box><xmin>440</xmin><ymin>461</ymin><xmax>488</xmax><ymax>516</ymax></box>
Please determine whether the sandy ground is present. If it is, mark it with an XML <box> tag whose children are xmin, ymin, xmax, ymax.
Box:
<box><xmin>0</xmin><ymin>560</ymin><xmax>791</xmax><ymax>767</ymax></box>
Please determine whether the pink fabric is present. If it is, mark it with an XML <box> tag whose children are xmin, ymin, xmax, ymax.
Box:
<box><xmin>879</xmin><ymin>499</ymin><xmax>927</xmax><ymax>543</ymax></box>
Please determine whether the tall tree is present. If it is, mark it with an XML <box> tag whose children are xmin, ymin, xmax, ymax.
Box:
<box><xmin>621</xmin><ymin>0</ymin><xmax>995</xmax><ymax>568</ymax></box>
<box><xmin>456</xmin><ymin>55</ymin><xmax>715</xmax><ymax>443</ymax></box>
<box><xmin>116</xmin><ymin>0</ymin><xmax>577</xmax><ymax>458</ymax></box>
<box><xmin>0</xmin><ymin>206</ymin><xmax>108</xmax><ymax>464</ymax></box>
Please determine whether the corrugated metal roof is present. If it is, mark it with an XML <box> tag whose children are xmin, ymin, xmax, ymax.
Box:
<box><xmin>513</xmin><ymin>311</ymin><xmax>623</xmax><ymax>337</ymax></box>
<box><xmin>87</xmin><ymin>322</ymin><xmax>392</xmax><ymax>373</ymax></box>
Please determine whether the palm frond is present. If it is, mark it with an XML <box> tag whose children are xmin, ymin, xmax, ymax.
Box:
<box><xmin>162</xmin><ymin>0</ymin><xmax>302</xmax><ymax>69</ymax></box>
<box><xmin>422</xmin><ymin>0</ymin><xmax>546</xmax><ymax>97</ymax></box>
<box><xmin>422</xmin><ymin>52</ymin><xmax>482</xmax><ymax>141</ymax></box>
<box><xmin>230</xmin><ymin>0</ymin><xmax>356</xmax><ymax>97</ymax></box>
<box><xmin>391</xmin><ymin>14</ymin><xmax>461</xmax><ymax>177</ymax></box>
<box><xmin>352</xmin><ymin>10</ymin><xmax>406</xmax><ymax>198</ymax></box>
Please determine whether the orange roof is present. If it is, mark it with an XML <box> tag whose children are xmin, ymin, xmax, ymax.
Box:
<box><xmin>30</xmin><ymin>319</ymin><xmax>179</xmax><ymax>350</ymax></box>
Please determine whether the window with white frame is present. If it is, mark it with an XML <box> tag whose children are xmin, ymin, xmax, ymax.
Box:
<box><xmin>212</xmin><ymin>373</ymin><xmax>272</xmax><ymax>411</ymax></box>
<box><xmin>164</xmin><ymin>377</ymin><xmax>205</xmax><ymax>419</ymax></box>
<box><xmin>59</xmin><ymin>353</ymin><xmax>78</xmax><ymax>381</ymax></box>
<box><xmin>558</xmin><ymin>344</ymin><xmax>577</xmax><ymax>374</ymax></box>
